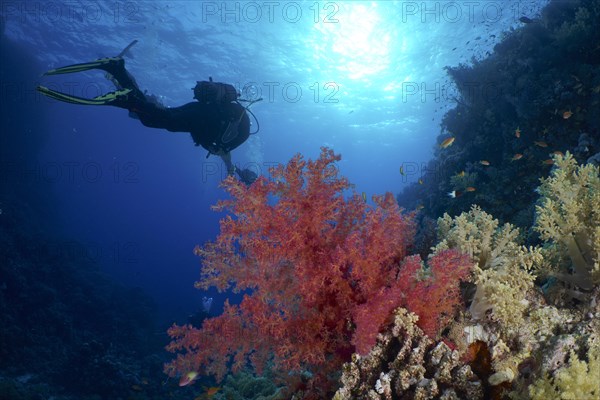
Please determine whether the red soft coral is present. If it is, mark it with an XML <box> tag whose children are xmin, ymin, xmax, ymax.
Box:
<box><xmin>165</xmin><ymin>148</ymin><xmax>415</xmax><ymax>393</ymax></box>
<box><xmin>399</xmin><ymin>250</ymin><xmax>473</xmax><ymax>338</ymax></box>
<box><xmin>351</xmin><ymin>249</ymin><xmax>472</xmax><ymax>354</ymax></box>
<box><xmin>164</xmin><ymin>148</ymin><xmax>472</xmax><ymax>397</ymax></box>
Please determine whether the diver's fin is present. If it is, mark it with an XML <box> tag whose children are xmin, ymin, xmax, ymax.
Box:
<box><xmin>37</xmin><ymin>86</ymin><xmax>132</xmax><ymax>106</ymax></box>
<box><xmin>43</xmin><ymin>57</ymin><xmax>124</xmax><ymax>76</ymax></box>
<box><xmin>117</xmin><ymin>39</ymin><xmax>138</xmax><ymax>58</ymax></box>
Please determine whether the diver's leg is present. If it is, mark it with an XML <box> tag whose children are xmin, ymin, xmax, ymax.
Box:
<box><xmin>43</xmin><ymin>57</ymin><xmax>140</xmax><ymax>93</ymax></box>
<box><xmin>43</xmin><ymin>57</ymin><xmax>123</xmax><ymax>76</ymax></box>
<box><xmin>36</xmin><ymin>85</ymin><xmax>132</xmax><ymax>106</ymax></box>
<box><xmin>38</xmin><ymin>57</ymin><xmax>147</xmax><ymax>108</ymax></box>
<box><xmin>98</xmin><ymin>58</ymin><xmax>141</xmax><ymax>93</ymax></box>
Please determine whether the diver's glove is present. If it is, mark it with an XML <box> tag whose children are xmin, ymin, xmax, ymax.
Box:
<box><xmin>236</xmin><ymin>167</ymin><xmax>258</xmax><ymax>186</ymax></box>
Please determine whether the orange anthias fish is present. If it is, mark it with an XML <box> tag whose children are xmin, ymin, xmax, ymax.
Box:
<box><xmin>542</xmin><ymin>159</ymin><xmax>554</xmax><ymax>165</ymax></box>
<box><xmin>480</xmin><ymin>160</ymin><xmax>490</xmax><ymax>166</ymax></box>
<box><xmin>179</xmin><ymin>371</ymin><xmax>199</xmax><ymax>387</ymax></box>
<box><xmin>194</xmin><ymin>386</ymin><xmax>222</xmax><ymax>400</ymax></box>
<box><xmin>440</xmin><ymin>136</ymin><xmax>455</xmax><ymax>148</ymax></box>
<box><xmin>465</xmin><ymin>187</ymin><xmax>476</xmax><ymax>192</ymax></box>
<box><xmin>511</xmin><ymin>153</ymin><xmax>523</xmax><ymax>161</ymax></box>
<box><xmin>203</xmin><ymin>386</ymin><xmax>221</xmax><ymax>397</ymax></box>
<box><xmin>534</xmin><ymin>141</ymin><xmax>548</xmax><ymax>148</ymax></box>
<box><xmin>563</xmin><ymin>110</ymin><xmax>573</xmax><ymax>119</ymax></box>
<box><xmin>515</xmin><ymin>127</ymin><xmax>521</xmax><ymax>138</ymax></box>
<box><xmin>552</xmin><ymin>151</ymin><xmax>564</xmax><ymax>157</ymax></box>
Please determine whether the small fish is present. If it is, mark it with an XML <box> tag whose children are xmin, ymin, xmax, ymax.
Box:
<box><xmin>511</xmin><ymin>153</ymin><xmax>523</xmax><ymax>161</ymax></box>
<box><xmin>399</xmin><ymin>165</ymin><xmax>405</xmax><ymax>176</ymax></box>
<box><xmin>515</xmin><ymin>127</ymin><xmax>521</xmax><ymax>138</ymax></box>
<box><xmin>534</xmin><ymin>141</ymin><xmax>548</xmax><ymax>148</ymax></box>
<box><xmin>448</xmin><ymin>190</ymin><xmax>458</xmax><ymax>198</ymax></box>
<box><xmin>440</xmin><ymin>136</ymin><xmax>455</xmax><ymax>148</ymax></box>
<box><xmin>416</xmin><ymin>204</ymin><xmax>424</xmax><ymax>211</ymax></box>
<box><xmin>480</xmin><ymin>160</ymin><xmax>490</xmax><ymax>166</ymax></box>
<box><xmin>203</xmin><ymin>386</ymin><xmax>222</xmax><ymax>397</ymax></box>
<box><xmin>418</xmin><ymin>178</ymin><xmax>424</xmax><ymax>185</ymax></box>
<box><xmin>465</xmin><ymin>187</ymin><xmax>476</xmax><ymax>192</ymax></box>
<box><xmin>519</xmin><ymin>16</ymin><xmax>534</xmax><ymax>23</ymax></box>
<box><xmin>456</xmin><ymin>171</ymin><xmax>466</xmax><ymax>177</ymax></box>
<box><xmin>362</xmin><ymin>192</ymin><xmax>367</xmax><ymax>202</ymax></box>
<box><xmin>563</xmin><ymin>110</ymin><xmax>573</xmax><ymax>119</ymax></box>
<box><xmin>179</xmin><ymin>371</ymin><xmax>199</xmax><ymax>387</ymax></box>
<box><xmin>542</xmin><ymin>159</ymin><xmax>554</xmax><ymax>165</ymax></box>
<box><xmin>552</xmin><ymin>151</ymin><xmax>564</xmax><ymax>157</ymax></box>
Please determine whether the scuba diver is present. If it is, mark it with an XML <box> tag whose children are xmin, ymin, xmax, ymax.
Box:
<box><xmin>36</xmin><ymin>49</ymin><xmax>260</xmax><ymax>185</ymax></box>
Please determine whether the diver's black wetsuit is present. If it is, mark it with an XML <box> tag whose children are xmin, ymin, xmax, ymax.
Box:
<box><xmin>110</xmin><ymin>59</ymin><xmax>250</xmax><ymax>155</ymax></box>
<box><xmin>131</xmin><ymin>99</ymin><xmax>250</xmax><ymax>154</ymax></box>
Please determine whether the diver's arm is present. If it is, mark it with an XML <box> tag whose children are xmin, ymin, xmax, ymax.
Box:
<box><xmin>219</xmin><ymin>151</ymin><xmax>236</xmax><ymax>175</ymax></box>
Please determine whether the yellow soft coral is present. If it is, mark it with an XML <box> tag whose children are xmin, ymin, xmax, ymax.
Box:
<box><xmin>435</xmin><ymin>205</ymin><xmax>541</xmax><ymax>329</ymax></box>
<box><xmin>435</xmin><ymin>205</ymin><xmax>522</xmax><ymax>270</ymax></box>
<box><xmin>529</xmin><ymin>346</ymin><xmax>600</xmax><ymax>400</ymax></box>
<box><xmin>535</xmin><ymin>152</ymin><xmax>600</xmax><ymax>290</ymax></box>
<box><xmin>470</xmin><ymin>252</ymin><xmax>538</xmax><ymax>330</ymax></box>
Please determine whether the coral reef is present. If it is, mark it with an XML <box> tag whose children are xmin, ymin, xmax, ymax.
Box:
<box><xmin>333</xmin><ymin>308</ymin><xmax>484</xmax><ymax>400</ymax></box>
<box><xmin>339</xmin><ymin>154</ymin><xmax>600</xmax><ymax>400</ymax></box>
<box><xmin>397</xmin><ymin>0</ymin><xmax>600</xmax><ymax>232</ymax></box>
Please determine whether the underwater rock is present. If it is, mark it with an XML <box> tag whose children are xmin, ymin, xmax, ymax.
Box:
<box><xmin>587</xmin><ymin>151</ymin><xmax>600</xmax><ymax>166</ymax></box>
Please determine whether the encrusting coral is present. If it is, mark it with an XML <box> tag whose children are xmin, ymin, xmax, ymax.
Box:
<box><xmin>333</xmin><ymin>308</ymin><xmax>484</xmax><ymax>400</ymax></box>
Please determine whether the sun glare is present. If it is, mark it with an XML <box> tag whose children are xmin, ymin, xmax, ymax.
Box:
<box><xmin>313</xmin><ymin>3</ymin><xmax>391</xmax><ymax>80</ymax></box>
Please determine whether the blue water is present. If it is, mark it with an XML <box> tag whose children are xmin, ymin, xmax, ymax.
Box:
<box><xmin>2</xmin><ymin>0</ymin><xmax>548</xmax><ymax>324</ymax></box>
